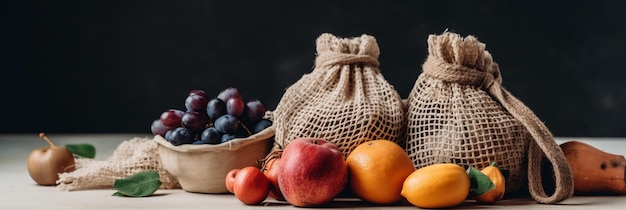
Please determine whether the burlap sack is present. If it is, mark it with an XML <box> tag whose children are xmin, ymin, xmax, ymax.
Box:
<box><xmin>57</xmin><ymin>137</ymin><xmax>179</xmax><ymax>191</ymax></box>
<box><xmin>271</xmin><ymin>33</ymin><xmax>405</xmax><ymax>158</ymax></box>
<box><xmin>405</xmin><ymin>32</ymin><xmax>573</xmax><ymax>204</ymax></box>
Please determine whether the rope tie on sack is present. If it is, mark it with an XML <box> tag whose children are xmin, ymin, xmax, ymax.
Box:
<box><xmin>422</xmin><ymin>32</ymin><xmax>574</xmax><ymax>204</ymax></box>
<box><xmin>315</xmin><ymin>52</ymin><xmax>380</xmax><ymax>69</ymax></box>
<box><xmin>422</xmin><ymin>56</ymin><xmax>501</xmax><ymax>88</ymax></box>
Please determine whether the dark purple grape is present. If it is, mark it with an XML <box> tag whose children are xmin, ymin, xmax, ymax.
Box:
<box><xmin>185</xmin><ymin>94</ymin><xmax>209</xmax><ymax>113</ymax></box>
<box><xmin>221</xmin><ymin>133</ymin><xmax>238</xmax><ymax>143</ymax></box>
<box><xmin>217</xmin><ymin>87</ymin><xmax>242</xmax><ymax>102</ymax></box>
<box><xmin>182</xmin><ymin>111</ymin><xmax>208</xmax><ymax>133</ymax></box>
<box><xmin>254</xmin><ymin>119</ymin><xmax>272</xmax><ymax>133</ymax></box>
<box><xmin>214</xmin><ymin>114</ymin><xmax>239</xmax><ymax>134</ymax></box>
<box><xmin>164</xmin><ymin>129</ymin><xmax>174</xmax><ymax>140</ymax></box>
<box><xmin>201</xmin><ymin>127</ymin><xmax>222</xmax><ymax>144</ymax></box>
<box><xmin>226</xmin><ymin>98</ymin><xmax>244</xmax><ymax>117</ymax></box>
<box><xmin>245</xmin><ymin>99</ymin><xmax>266</xmax><ymax>123</ymax></box>
<box><xmin>151</xmin><ymin>119</ymin><xmax>174</xmax><ymax>136</ymax></box>
<box><xmin>160</xmin><ymin>109</ymin><xmax>185</xmax><ymax>127</ymax></box>
<box><xmin>189</xmin><ymin>89</ymin><xmax>208</xmax><ymax>99</ymax></box>
<box><xmin>167</xmin><ymin>127</ymin><xmax>195</xmax><ymax>146</ymax></box>
<box><xmin>206</xmin><ymin>98</ymin><xmax>226</xmax><ymax>120</ymax></box>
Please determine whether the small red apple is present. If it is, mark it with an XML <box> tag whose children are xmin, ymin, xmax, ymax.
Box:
<box><xmin>225</xmin><ymin>168</ymin><xmax>239</xmax><ymax>193</ymax></box>
<box><xmin>263</xmin><ymin>157</ymin><xmax>285</xmax><ymax>201</ymax></box>
<box><xmin>278</xmin><ymin>138</ymin><xmax>348</xmax><ymax>207</ymax></box>
<box><xmin>27</xmin><ymin>133</ymin><xmax>76</xmax><ymax>185</ymax></box>
<box><xmin>233</xmin><ymin>166</ymin><xmax>270</xmax><ymax>205</ymax></box>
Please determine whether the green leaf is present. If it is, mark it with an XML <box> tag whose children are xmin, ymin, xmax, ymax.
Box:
<box><xmin>111</xmin><ymin>192</ymin><xmax>125</xmax><ymax>197</ymax></box>
<box><xmin>112</xmin><ymin>170</ymin><xmax>162</xmax><ymax>197</ymax></box>
<box><xmin>467</xmin><ymin>166</ymin><xmax>495</xmax><ymax>196</ymax></box>
<box><xmin>65</xmin><ymin>143</ymin><xmax>96</xmax><ymax>158</ymax></box>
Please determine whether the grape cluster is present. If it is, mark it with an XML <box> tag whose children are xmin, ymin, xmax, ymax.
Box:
<box><xmin>151</xmin><ymin>87</ymin><xmax>272</xmax><ymax>146</ymax></box>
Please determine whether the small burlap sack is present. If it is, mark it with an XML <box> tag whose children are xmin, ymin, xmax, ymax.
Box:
<box><xmin>405</xmin><ymin>32</ymin><xmax>573</xmax><ymax>204</ymax></box>
<box><xmin>271</xmin><ymin>33</ymin><xmax>405</xmax><ymax>158</ymax></box>
<box><xmin>57</xmin><ymin>137</ymin><xmax>179</xmax><ymax>191</ymax></box>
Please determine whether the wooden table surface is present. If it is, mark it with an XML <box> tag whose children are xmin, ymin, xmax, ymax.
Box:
<box><xmin>1</xmin><ymin>134</ymin><xmax>625</xmax><ymax>209</ymax></box>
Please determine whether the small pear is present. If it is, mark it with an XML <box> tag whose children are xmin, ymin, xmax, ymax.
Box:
<box><xmin>27</xmin><ymin>133</ymin><xmax>76</xmax><ymax>185</ymax></box>
<box><xmin>561</xmin><ymin>141</ymin><xmax>626</xmax><ymax>195</ymax></box>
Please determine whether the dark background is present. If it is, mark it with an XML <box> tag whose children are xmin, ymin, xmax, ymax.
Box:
<box><xmin>2</xmin><ymin>1</ymin><xmax>625</xmax><ymax>137</ymax></box>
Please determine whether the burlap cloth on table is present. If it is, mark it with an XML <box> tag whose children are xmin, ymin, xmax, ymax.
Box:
<box><xmin>57</xmin><ymin>137</ymin><xmax>180</xmax><ymax>191</ymax></box>
<box><xmin>405</xmin><ymin>31</ymin><xmax>573</xmax><ymax>204</ymax></box>
<box><xmin>270</xmin><ymin>33</ymin><xmax>406</xmax><ymax>158</ymax></box>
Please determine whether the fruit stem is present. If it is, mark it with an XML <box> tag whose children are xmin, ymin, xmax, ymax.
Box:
<box><xmin>39</xmin><ymin>132</ymin><xmax>57</xmax><ymax>147</ymax></box>
<box><xmin>237</xmin><ymin>121</ymin><xmax>253</xmax><ymax>136</ymax></box>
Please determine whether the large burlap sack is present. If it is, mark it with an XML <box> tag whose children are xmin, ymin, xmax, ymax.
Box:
<box><xmin>57</xmin><ymin>137</ymin><xmax>179</xmax><ymax>191</ymax></box>
<box><xmin>405</xmin><ymin>32</ymin><xmax>573</xmax><ymax>204</ymax></box>
<box><xmin>271</xmin><ymin>33</ymin><xmax>405</xmax><ymax>158</ymax></box>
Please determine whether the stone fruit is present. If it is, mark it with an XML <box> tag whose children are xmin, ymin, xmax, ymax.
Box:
<box><xmin>475</xmin><ymin>163</ymin><xmax>506</xmax><ymax>204</ymax></box>
<box><xmin>346</xmin><ymin>140</ymin><xmax>415</xmax><ymax>204</ymax></box>
<box><xmin>232</xmin><ymin>166</ymin><xmax>270</xmax><ymax>205</ymax></box>
<box><xmin>263</xmin><ymin>157</ymin><xmax>285</xmax><ymax>201</ymax></box>
<box><xmin>278</xmin><ymin>138</ymin><xmax>348</xmax><ymax>207</ymax></box>
<box><xmin>401</xmin><ymin>163</ymin><xmax>470</xmax><ymax>209</ymax></box>
<box><xmin>27</xmin><ymin>133</ymin><xmax>76</xmax><ymax>186</ymax></box>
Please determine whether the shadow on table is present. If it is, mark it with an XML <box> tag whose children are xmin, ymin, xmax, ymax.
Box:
<box><xmin>259</xmin><ymin>194</ymin><xmax>618</xmax><ymax>209</ymax></box>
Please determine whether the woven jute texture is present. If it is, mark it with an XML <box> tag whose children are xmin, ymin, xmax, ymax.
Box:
<box><xmin>271</xmin><ymin>33</ymin><xmax>405</xmax><ymax>158</ymax></box>
<box><xmin>57</xmin><ymin>137</ymin><xmax>179</xmax><ymax>191</ymax></box>
<box><xmin>405</xmin><ymin>32</ymin><xmax>573</xmax><ymax>204</ymax></box>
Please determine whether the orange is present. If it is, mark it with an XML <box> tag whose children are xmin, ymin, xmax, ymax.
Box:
<box><xmin>401</xmin><ymin>163</ymin><xmax>470</xmax><ymax>209</ymax></box>
<box><xmin>345</xmin><ymin>140</ymin><xmax>415</xmax><ymax>204</ymax></box>
<box><xmin>475</xmin><ymin>164</ymin><xmax>506</xmax><ymax>204</ymax></box>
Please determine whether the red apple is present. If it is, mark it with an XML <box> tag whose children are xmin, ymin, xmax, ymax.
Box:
<box><xmin>233</xmin><ymin>166</ymin><xmax>270</xmax><ymax>205</ymax></box>
<box><xmin>278</xmin><ymin>138</ymin><xmax>348</xmax><ymax>207</ymax></box>
<box><xmin>225</xmin><ymin>168</ymin><xmax>239</xmax><ymax>193</ymax></box>
<box><xmin>263</xmin><ymin>157</ymin><xmax>285</xmax><ymax>201</ymax></box>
